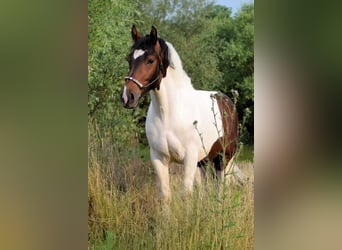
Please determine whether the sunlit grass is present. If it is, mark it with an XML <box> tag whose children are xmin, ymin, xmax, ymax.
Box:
<box><xmin>88</xmin><ymin>136</ymin><xmax>254</xmax><ymax>249</ymax></box>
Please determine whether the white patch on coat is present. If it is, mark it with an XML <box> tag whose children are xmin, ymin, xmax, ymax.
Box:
<box><xmin>133</xmin><ymin>49</ymin><xmax>146</xmax><ymax>59</ymax></box>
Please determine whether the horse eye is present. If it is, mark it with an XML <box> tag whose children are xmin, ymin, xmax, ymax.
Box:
<box><xmin>147</xmin><ymin>59</ymin><xmax>154</xmax><ymax>64</ymax></box>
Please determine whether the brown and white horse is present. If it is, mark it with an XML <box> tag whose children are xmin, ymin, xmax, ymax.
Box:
<box><xmin>121</xmin><ymin>25</ymin><xmax>245</xmax><ymax>201</ymax></box>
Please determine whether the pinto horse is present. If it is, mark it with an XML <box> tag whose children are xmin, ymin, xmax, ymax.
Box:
<box><xmin>121</xmin><ymin>25</ymin><xmax>244</xmax><ymax>201</ymax></box>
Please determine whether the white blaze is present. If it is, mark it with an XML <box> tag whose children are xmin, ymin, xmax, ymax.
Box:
<box><xmin>122</xmin><ymin>86</ymin><xmax>128</xmax><ymax>104</ymax></box>
<box><xmin>133</xmin><ymin>49</ymin><xmax>145</xmax><ymax>59</ymax></box>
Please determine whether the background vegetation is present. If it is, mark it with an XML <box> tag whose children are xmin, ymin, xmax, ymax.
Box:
<box><xmin>88</xmin><ymin>0</ymin><xmax>254</xmax><ymax>248</ymax></box>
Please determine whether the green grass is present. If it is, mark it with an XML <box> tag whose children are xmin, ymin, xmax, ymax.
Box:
<box><xmin>88</xmin><ymin>132</ymin><xmax>254</xmax><ymax>249</ymax></box>
<box><xmin>236</xmin><ymin>144</ymin><xmax>254</xmax><ymax>162</ymax></box>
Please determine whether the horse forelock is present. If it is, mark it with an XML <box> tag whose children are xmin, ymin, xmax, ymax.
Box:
<box><xmin>129</xmin><ymin>34</ymin><xmax>183</xmax><ymax>70</ymax></box>
<box><xmin>128</xmin><ymin>31</ymin><xmax>192</xmax><ymax>91</ymax></box>
<box><xmin>131</xmin><ymin>35</ymin><xmax>151</xmax><ymax>52</ymax></box>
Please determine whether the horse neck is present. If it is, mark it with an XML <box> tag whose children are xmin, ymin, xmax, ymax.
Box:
<box><xmin>150</xmin><ymin>67</ymin><xmax>194</xmax><ymax>119</ymax></box>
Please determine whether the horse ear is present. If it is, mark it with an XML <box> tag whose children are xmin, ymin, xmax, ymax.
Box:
<box><xmin>150</xmin><ymin>26</ymin><xmax>158</xmax><ymax>44</ymax></box>
<box><xmin>131</xmin><ymin>25</ymin><xmax>141</xmax><ymax>42</ymax></box>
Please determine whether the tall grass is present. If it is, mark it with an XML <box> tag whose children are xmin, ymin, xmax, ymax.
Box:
<box><xmin>88</xmin><ymin>121</ymin><xmax>254</xmax><ymax>249</ymax></box>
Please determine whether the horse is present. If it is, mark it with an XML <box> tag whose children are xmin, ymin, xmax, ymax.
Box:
<box><xmin>121</xmin><ymin>25</ymin><xmax>245</xmax><ymax>201</ymax></box>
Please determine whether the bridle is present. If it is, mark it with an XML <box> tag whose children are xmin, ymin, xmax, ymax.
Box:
<box><xmin>124</xmin><ymin>55</ymin><xmax>163</xmax><ymax>91</ymax></box>
<box><xmin>124</xmin><ymin>74</ymin><xmax>160</xmax><ymax>90</ymax></box>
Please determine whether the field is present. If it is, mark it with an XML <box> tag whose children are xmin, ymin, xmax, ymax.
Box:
<box><xmin>88</xmin><ymin>131</ymin><xmax>254</xmax><ymax>249</ymax></box>
<box><xmin>88</xmin><ymin>2</ymin><xmax>254</xmax><ymax>247</ymax></box>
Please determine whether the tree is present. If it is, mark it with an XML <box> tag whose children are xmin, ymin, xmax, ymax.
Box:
<box><xmin>88</xmin><ymin>0</ymin><xmax>142</xmax><ymax>144</ymax></box>
<box><xmin>88</xmin><ymin>0</ymin><xmax>254</xmax><ymax>145</ymax></box>
<box><xmin>215</xmin><ymin>4</ymin><xmax>254</xmax><ymax>143</ymax></box>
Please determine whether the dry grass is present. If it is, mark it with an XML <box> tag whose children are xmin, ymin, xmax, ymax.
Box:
<box><xmin>88</xmin><ymin>137</ymin><xmax>254</xmax><ymax>249</ymax></box>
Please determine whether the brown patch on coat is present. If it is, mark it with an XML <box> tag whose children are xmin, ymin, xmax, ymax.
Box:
<box><xmin>207</xmin><ymin>93</ymin><xmax>238</xmax><ymax>170</ymax></box>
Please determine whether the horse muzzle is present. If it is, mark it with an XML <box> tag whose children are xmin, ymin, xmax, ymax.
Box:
<box><xmin>121</xmin><ymin>86</ymin><xmax>141</xmax><ymax>109</ymax></box>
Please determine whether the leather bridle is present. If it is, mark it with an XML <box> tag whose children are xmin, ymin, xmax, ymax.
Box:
<box><xmin>124</xmin><ymin>74</ymin><xmax>160</xmax><ymax>90</ymax></box>
<box><xmin>125</xmin><ymin>57</ymin><xmax>163</xmax><ymax>90</ymax></box>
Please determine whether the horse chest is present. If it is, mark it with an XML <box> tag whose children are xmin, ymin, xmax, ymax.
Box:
<box><xmin>166</xmin><ymin>132</ymin><xmax>186</xmax><ymax>162</ymax></box>
<box><xmin>146</xmin><ymin>116</ymin><xmax>188</xmax><ymax>163</ymax></box>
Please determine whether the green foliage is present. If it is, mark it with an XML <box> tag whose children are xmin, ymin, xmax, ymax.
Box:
<box><xmin>88</xmin><ymin>0</ymin><xmax>254</xmax><ymax>145</ymax></box>
<box><xmin>88</xmin><ymin>0</ymin><xmax>136</xmax><ymax>116</ymax></box>
<box><xmin>215</xmin><ymin>4</ymin><xmax>254</xmax><ymax>143</ymax></box>
<box><xmin>88</xmin><ymin>2</ymin><xmax>254</xmax><ymax>248</ymax></box>
<box><xmin>141</xmin><ymin>1</ymin><xmax>254</xmax><ymax>144</ymax></box>
<box><xmin>88</xmin><ymin>0</ymin><xmax>143</xmax><ymax>144</ymax></box>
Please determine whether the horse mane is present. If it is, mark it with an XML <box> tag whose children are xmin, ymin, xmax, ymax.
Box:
<box><xmin>165</xmin><ymin>41</ymin><xmax>193</xmax><ymax>87</ymax></box>
<box><xmin>165</xmin><ymin>42</ymin><xmax>182</xmax><ymax>70</ymax></box>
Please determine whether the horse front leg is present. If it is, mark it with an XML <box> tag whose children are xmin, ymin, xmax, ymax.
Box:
<box><xmin>183</xmin><ymin>151</ymin><xmax>199</xmax><ymax>196</ymax></box>
<box><xmin>151</xmin><ymin>151</ymin><xmax>171</xmax><ymax>202</ymax></box>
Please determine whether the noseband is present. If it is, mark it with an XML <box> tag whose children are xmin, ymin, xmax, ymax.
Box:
<box><xmin>125</xmin><ymin>57</ymin><xmax>163</xmax><ymax>90</ymax></box>
<box><xmin>124</xmin><ymin>74</ymin><xmax>160</xmax><ymax>90</ymax></box>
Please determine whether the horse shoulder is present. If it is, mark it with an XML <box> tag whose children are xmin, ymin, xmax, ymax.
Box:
<box><xmin>146</xmin><ymin>106</ymin><xmax>167</xmax><ymax>147</ymax></box>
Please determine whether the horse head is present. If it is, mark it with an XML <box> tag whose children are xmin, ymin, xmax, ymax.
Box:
<box><xmin>121</xmin><ymin>25</ymin><xmax>170</xmax><ymax>109</ymax></box>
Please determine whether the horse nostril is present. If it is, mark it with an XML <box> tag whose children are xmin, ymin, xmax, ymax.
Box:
<box><xmin>130</xmin><ymin>92</ymin><xmax>134</xmax><ymax>102</ymax></box>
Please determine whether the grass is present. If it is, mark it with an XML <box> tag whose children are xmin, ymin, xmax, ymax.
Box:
<box><xmin>236</xmin><ymin>144</ymin><xmax>254</xmax><ymax>162</ymax></box>
<box><xmin>88</xmin><ymin>128</ymin><xmax>254</xmax><ymax>249</ymax></box>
